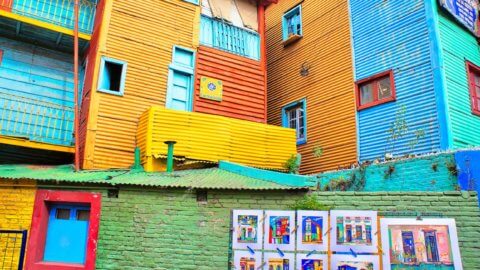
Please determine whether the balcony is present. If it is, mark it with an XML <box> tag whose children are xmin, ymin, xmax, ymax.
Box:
<box><xmin>137</xmin><ymin>107</ymin><xmax>297</xmax><ymax>172</ymax></box>
<box><xmin>200</xmin><ymin>15</ymin><xmax>260</xmax><ymax>60</ymax></box>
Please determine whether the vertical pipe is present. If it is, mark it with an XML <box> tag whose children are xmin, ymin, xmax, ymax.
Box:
<box><xmin>74</xmin><ymin>0</ymin><xmax>80</xmax><ymax>171</ymax></box>
<box><xmin>164</xmin><ymin>141</ymin><xmax>176</xmax><ymax>173</ymax></box>
<box><xmin>258</xmin><ymin>4</ymin><xmax>267</xmax><ymax>123</ymax></box>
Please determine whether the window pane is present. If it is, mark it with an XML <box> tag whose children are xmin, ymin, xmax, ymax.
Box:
<box><xmin>476</xmin><ymin>98</ymin><xmax>480</xmax><ymax>111</ymax></box>
<box><xmin>360</xmin><ymin>83</ymin><xmax>374</xmax><ymax>105</ymax></box>
<box><xmin>76</xmin><ymin>210</ymin><xmax>90</xmax><ymax>221</ymax></box>
<box><xmin>474</xmin><ymin>73</ymin><xmax>480</xmax><ymax>87</ymax></box>
<box><xmin>55</xmin><ymin>208</ymin><xmax>71</xmax><ymax>220</ymax></box>
<box><xmin>286</xmin><ymin>12</ymin><xmax>300</xmax><ymax>36</ymax></box>
<box><xmin>475</xmin><ymin>86</ymin><xmax>480</xmax><ymax>97</ymax></box>
<box><xmin>377</xmin><ymin>77</ymin><xmax>392</xmax><ymax>100</ymax></box>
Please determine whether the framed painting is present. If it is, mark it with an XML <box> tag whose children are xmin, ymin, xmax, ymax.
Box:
<box><xmin>331</xmin><ymin>254</ymin><xmax>380</xmax><ymax>270</ymax></box>
<box><xmin>263</xmin><ymin>252</ymin><xmax>295</xmax><ymax>270</ymax></box>
<box><xmin>296</xmin><ymin>210</ymin><xmax>328</xmax><ymax>251</ymax></box>
<box><xmin>330</xmin><ymin>210</ymin><xmax>378</xmax><ymax>253</ymax></box>
<box><xmin>264</xmin><ymin>210</ymin><xmax>296</xmax><ymax>251</ymax></box>
<box><xmin>296</xmin><ymin>253</ymin><xmax>328</xmax><ymax>270</ymax></box>
<box><xmin>232</xmin><ymin>210</ymin><xmax>264</xmax><ymax>250</ymax></box>
<box><xmin>380</xmin><ymin>218</ymin><xmax>463</xmax><ymax>270</ymax></box>
<box><xmin>233</xmin><ymin>250</ymin><xmax>262</xmax><ymax>270</ymax></box>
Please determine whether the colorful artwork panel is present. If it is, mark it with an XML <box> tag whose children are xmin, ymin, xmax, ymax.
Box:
<box><xmin>331</xmin><ymin>255</ymin><xmax>380</xmax><ymax>270</ymax></box>
<box><xmin>263</xmin><ymin>252</ymin><xmax>295</xmax><ymax>270</ymax></box>
<box><xmin>264</xmin><ymin>211</ymin><xmax>295</xmax><ymax>250</ymax></box>
<box><xmin>296</xmin><ymin>253</ymin><xmax>328</xmax><ymax>270</ymax></box>
<box><xmin>297</xmin><ymin>211</ymin><xmax>328</xmax><ymax>251</ymax></box>
<box><xmin>234</xmin><ymin>250</ymin><xmax>262</xmax><ymax>270</ymax></box>
<box><xmin>331</xmin><ymin>210</ymin><xmax>378</xmax><ymax>253</ymax></box>
<box><xmin>381</xmin><ymin>218</ymin><xmax>463</xmax><ymax>270</ymax></box>
<box><xmin>232</xmin><ymin>210</ymin><xmax>264</xmax><ymax>250</ymax></box>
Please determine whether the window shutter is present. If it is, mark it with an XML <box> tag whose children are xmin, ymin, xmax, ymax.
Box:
<box><xmin>234</xmin><ymin>0</ymin><xmax>258</xmax><ymax>31</ymax></box>
<box><xmin>208</xmin><ymin>0</ymin><xmax>236</xmax><ymax>23</ymax></box>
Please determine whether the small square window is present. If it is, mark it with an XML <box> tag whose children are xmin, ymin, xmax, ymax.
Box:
<box><xmin>466</xmin><ymin>61</ymin><xmax>480</xmax><ymax>116</ymax></box>
<box><xmin>98</xmin><ymin>57</ymin><xmax>127</xmax><ymax>96</ymax></box>
<box><xmin>55</xmin><ymin>208</ymin><xmax>71</xmax><ymax>220</ymax></box>
<box><xmin>76</xmin><ymin>210</ymin><xmax>91</xmax><ymax>221</ymax></box>
<box><xmin>282</xmin><ymin>5</ymin><xmax>302</xmax><ymax>44</ymax></box>
<box><xmin>355</xmin><ymin>70</ymin><xmax>396</xmax><ymax>110</ymax></box>
<box><xmin>282</xmin><ymin>99</ymin><xmax>307</xmax><ymax>145</ymax></box>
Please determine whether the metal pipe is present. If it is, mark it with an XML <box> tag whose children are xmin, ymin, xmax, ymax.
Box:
<box><xmin>73</xmin><ymin>0</ymin><xmax>80</xmax><ymax>171</ymax></box>
<box><xmin>164</xmin><ymin>141</ymin><xmax>176</xmax><ymax>173</ymax></box>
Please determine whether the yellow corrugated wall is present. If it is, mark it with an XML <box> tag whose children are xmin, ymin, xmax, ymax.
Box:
<box><xmin>265</xmin><ymin>0</ymin><xmax>357</xmax><ymax>174</ymax></box>
<box><xmin>83</xmin><ymin>0</ymin><xmax>200</xmax><ymax>169</ymax></box>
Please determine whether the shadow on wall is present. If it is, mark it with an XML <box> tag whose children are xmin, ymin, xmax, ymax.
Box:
<box><xmin>456</xmin><ymin>150</ymin><xmax>480</xmax><ymax>206</ymax></box>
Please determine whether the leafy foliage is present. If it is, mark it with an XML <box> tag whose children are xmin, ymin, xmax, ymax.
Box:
<box><xmin>289</xmin><ymin>195</ymin><xmax>332</xmax><ymax>210</ymax></box>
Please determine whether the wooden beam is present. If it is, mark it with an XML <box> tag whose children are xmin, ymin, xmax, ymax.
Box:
<box><xmin>0</xmin><ymin>135</ymin><xmax>75</xmax><ymax>153</ymax></box>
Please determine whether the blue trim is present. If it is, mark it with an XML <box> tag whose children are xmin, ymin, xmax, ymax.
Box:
<box><xmin>424</xmin><ymin>0</ymin><xmax>452</xmax><ymax>149</ymax></box>
<box><xmin>281</xmin><ymin>98</ymin><xmax>307</xmax><ymax>145</ymax></box>
<box><xmin>282</xmin><ymin>4</ymin><xmax>303</xmax><ymax>41</ymax></box>
<box><xmin>219</xmin><ymin>161</ymin><xmax>316</xmax><ymax>187</ymax></box>
<box><xmin>97</xmin><ymin>56</ymin><xmax>127</xmax><ymax>96</ymax></box>
<box><xmin>165</xmin><ymin>46</ymin><xmax>195</xmax><ymax>111</ymax></box>
<box><xmin>182</xmin><ymin>0</ymin><xmax>199</xmax><ymax>5</ymax></box>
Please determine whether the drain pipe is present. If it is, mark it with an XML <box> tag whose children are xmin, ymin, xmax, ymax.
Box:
<box><xmin>73</xmin><ymin>0</ymin><xmax>80</xmax><ymax>171</ymax></box>
<box><xmin>164</xmin><ymin>141</ymin><xmax>176</xmax><ymax>173</ymax></box>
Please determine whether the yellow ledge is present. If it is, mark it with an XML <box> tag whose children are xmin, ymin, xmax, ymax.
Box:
<box><xmin>0</xmin><ymin>135</ymin><xmax>75</xmax><ymax>153</ymax></box>
<box><xmin>0</xmin><ymin>10</ymin><xmax>91</xmax><ymax>41</ymax></box>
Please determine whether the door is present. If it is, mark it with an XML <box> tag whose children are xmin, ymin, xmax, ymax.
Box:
<box><xmin>166</xmin><ymin>70</ymin><xmax>192</xmax><ymax>111</ymax></box>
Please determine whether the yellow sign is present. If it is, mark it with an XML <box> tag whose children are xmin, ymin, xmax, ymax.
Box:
<box><xmin>200</xmin><ymin>76</ymin><xmax>223</xmax><ymax>101</ymax></box>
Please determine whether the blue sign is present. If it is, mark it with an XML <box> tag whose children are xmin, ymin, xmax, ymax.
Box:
<box><xmin>440</xmin><ymin>0</ymin><xmax>480</xmax><ymax>36</ymax></box>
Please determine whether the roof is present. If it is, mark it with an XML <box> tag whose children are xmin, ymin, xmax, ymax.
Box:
<box><xmin>0</xmin><ymin>162</ymin><xmax>316</xmax><ymax>190</ymax></box>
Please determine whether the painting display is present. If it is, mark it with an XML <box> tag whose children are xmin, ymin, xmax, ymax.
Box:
<box><xmin>264</xmin><ymin>211</ymin><xmax>296</xmax><ymax>250</ymax></box>
<box><xmin>330</xmin><ymin>211</ymin><xmax>378</xmax><ymax>253</ymax></box>
<box><xmin>331</xmin><ymin>255</ymin><xmax>379</xmax><ymax>270</ymax></box>
<box><xmin>296</xmin><ymin>253</ymin><xmax>328</xmax><ymax>270</ymax></box>
<box><xmin>232</xmin><ymin>210</ymin><xmax>264</xmax><ymax>250</ymax></box>
<box><xmin>234</xmin><ymin>250</ymin><xmax>262</xmax><ymax>270</ymax></box>
<box><xmin>380</xmin><ymin>218</ymin><xmax>463</xmax><ymax>270</ymax></box>
<box><xmin>296</xmin><ymin>211</ymin><xmax>328</xmax><ymax>251</ymax></box>
<box><xmin>263</xmin><ymin>252</ymin><xmax>295</xmax><ymax>270</ymax></box>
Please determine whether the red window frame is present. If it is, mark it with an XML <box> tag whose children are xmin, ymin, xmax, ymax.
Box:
<box><xmin>25</xmin><ymin>190</ymin><xmax>102</xmax><ymax>270</ymax></box>
<box><xmin>355</xmin><ymin>70</ymin><xmax>396</xmax><ymax>110</ymax></box>
<box><xmin>466</xmin><ymin>61</ymin><xmax>480</xmax><ymax>116</ymax></box>
<box><xmin>0</xmin><ymin>49</ymin><xmax>3</xmax><ymax>65</ymax></box>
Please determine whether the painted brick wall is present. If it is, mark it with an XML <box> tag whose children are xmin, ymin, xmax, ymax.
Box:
<box><xmin>95</xmin><ymin>188</ymin><xmax>480</xmax><ymax>269</ymax></box>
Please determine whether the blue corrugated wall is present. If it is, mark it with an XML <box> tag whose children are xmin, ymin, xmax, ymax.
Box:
<box><xmin>0</xmin><ymin>37</ymin><xmax>76</xmax><ymax>146</ymax></box>
<box><xmin>350</xmin><ymin>0</ymin><xmax>442</xmax><ymax>161</ymax></box>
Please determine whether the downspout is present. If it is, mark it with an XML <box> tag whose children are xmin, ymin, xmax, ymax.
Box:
<box><xmin>73</xmin><ymin>0</ymin><xmax>80</xmax><ymax>171</ymax></box>
<box><xmin>258</xmin><ymin>3</ymin><xmax>267</xmax><ymax>123</ymax></box>
<box><xmin>165</xmin><ymin>141</ymin><xmax>177</xmax><ymax>173</ymax></box>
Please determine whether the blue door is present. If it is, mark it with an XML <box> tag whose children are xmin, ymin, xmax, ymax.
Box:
<box><xmin>166</xmin><ymin>71</ymin><xmax>192</xmax><ymax>111</ymax></box>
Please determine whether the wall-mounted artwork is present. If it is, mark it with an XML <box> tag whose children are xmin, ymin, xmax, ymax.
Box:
<box><xmin>263</xmin><ymin>252</ymin><xmax>295</xmax><ymax>270</ymax></box>
<box><xmin>264</xmin><ymin>210</ymin><xmax>296</xmax><ymax>250</ymax></box>
<box><xmin>296</xmin><ymin>210</ymin><xmax>328</xmax><ymax>251</ymax></box>
<box><xmin>330</xmin><ymin>210</ymin><xmax>378</xmax><ymax>253</ymax></box>
<box><xmin>380</xmin><ymin>218</ymin><xmax>463</xmax><ymax>270</ymax></box>
<box><xmin>232</xmin><ymin>210</ymin><xmax>264</xmax><ymax>250</ymax></box>
<box><xmin>296</xmin><ymin>253</ymin><xmax>328</xmax><ymax>270</ymax></box>
<box><xmin>234</xmin><ymin>250</ymin><xmax>262</xmax><ymax>270</ymax></box>
<box><xmin>331</xmin><ymin>254</ymin><xmax>380</xmax><ymax>270</ymax></box>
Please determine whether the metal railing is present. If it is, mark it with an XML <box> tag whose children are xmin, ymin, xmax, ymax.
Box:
<box><xmin>0</xmin><ymin>230</ymin><xmax>27</xmax><ymax>270</ymax></box>
<box><xmin>200</xmin><ymin>15</ymin><xmax>260</xmax><ymax>60</ymax></box>
<box><xmin>0</xmin><ymin>92</ymin><xmax>74</xmax><ymax>146</ymax></box>
<box><xmin>0</xmin><ymin>0</ymin><xmax>97</xmax><ymax>34</ymax></box>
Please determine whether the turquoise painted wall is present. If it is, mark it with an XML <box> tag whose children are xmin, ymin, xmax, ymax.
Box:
<box><xmin>436</xmin><ymin>1</ymin><xmax>480</xmax><ymax>148</ymax></box>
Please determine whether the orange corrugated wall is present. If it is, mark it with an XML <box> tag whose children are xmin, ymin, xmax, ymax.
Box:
<box><xmin>265</xmin><ymin>0</ymin><xmax>357</xmax><ymax>174</ymax></box>
<box><xmin>194</xmin><ymin>46</ymin><xmax>266</xmax><ymax>123</ymax></box>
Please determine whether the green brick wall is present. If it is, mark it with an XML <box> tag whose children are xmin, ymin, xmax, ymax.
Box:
<box><xmin>95</xmin><ymin>188</ymin><xmax>480</xmax><ymax>269</ymax></box>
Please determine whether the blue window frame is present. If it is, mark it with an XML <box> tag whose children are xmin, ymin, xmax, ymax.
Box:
<box><xmin>166</xmin><ymin>46</ymin><xmax>196</xmax><ymax>111</ymax></box>
<box><xmin>282</xmin><ymin>99</ymin><xmax>307</xmax><ymax>145</ymax></box>
<box><xmin>43</xmin><ymin>204</ymin><xmax>91</xmax><ymax>264</ymax></box>
<box><xmin>282</xmin><ymin>5</ymin><xmax>302</xmax><ymax>41</ymax></box>
<box><xmin>182</xmin><ymin>0</ymin><xmax>199</xmax><ymax>4</ymax></box>
<box><xmin>97</xmin><ymin>56</ymin><xmax>127</xmax><ymax>96</ymax></box>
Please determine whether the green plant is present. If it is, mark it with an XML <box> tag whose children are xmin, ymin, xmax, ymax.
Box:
<box><xmin>408</xmin><ymin>129</ymin><xmax>425</xmax><ymax>151</ymax></box>
<box><xmin>289</xmin><ymin>195</ymin><xmax>332</xmax><ymax>210</ymax></box>
<box><xmin>312</xmin><ymin>145</ymin><xmax>324</xmax><ymax>158</ymax></box>
<box><xmin>384</xmin><ymin>165</ymin><xmax>395</xmax><ymax>179</ymax></box>
<box><xmin>431</xmin><ymin>162</ymin><xmax>438</xmax><ymax>172</ymax></box>
<box><xmin>284</xmin><ymin>154</ymin><xmax>300</xmax><ymax>174</ymax></box>
<box><xmin>323</xmin><ymin>177</ymin><xmax>352</xmax><ymax>191</ymax></box>
<box><xmin>446</xmin><ymin>161</ymin><xmax>458</xmax><ymax>177</ymax></box>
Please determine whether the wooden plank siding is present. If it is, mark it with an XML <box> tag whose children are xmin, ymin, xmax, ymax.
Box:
<box><xmin>194</xmin><ymin>46</ymin><xmax>266</xmax><ymax>123</ymax></box>
<box><xmin>265</xmin><ymin>0</ymin><xmax>357</xmax><ymax>174</ymax></box>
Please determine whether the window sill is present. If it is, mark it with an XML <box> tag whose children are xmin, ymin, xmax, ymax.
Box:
<box><xmin>357</xmin><ymin>97</ymin><xmax>396</xmax><ymax>111</ymax></box>
<box><xmin>97</xmin><ymin>88</ymin><xmax>124</xmax><ymax>96</ymax></box>
<box><xmin>296</xmin><ymin>139</ymin><xmax>307</xmax><ymax>146</ymax></box>
<box><xmin>31</xmin><ymin>261</ymin><xmax>86</xmax><ymax>270</ymax></box>
<box><xmin>473</xmin><ymin>110</ymin><xmax>480</xmax><ymax>117</ymax></box>
<box><xmin>282</xmin><ymin>34</ymin><xmax>302</xmax><ymax>47</ymax></box>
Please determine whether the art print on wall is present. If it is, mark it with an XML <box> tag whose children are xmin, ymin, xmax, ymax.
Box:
<box><xmin>331</xmin><ymin>254</ymin><xmax>380</xmax><ymax>270</ymax></box>
<box><xmin>264</xmin><ymin>210</ymin><xmax>296</xmax><ymax>250</ymax></box>
<box><xmin>330</xmin><ymin>210</ymin><xmax>378</xmax><ymax>253</ymax></box>
<box><xmin>232</xmin><ymin>210</ymin><xmax>264</xmax><ymax>250</ymax></box>
<box><xmin>380</xmin><ymin>218</ymin><xmax>463</xmax><ymax>270</ymax></box>
<box><xmin>296</xmin><ymin>210</ymin><xmax>328</xmax><ymax>251</ymax></box>
<box><xmin>263</xmin><ymin>252</ymin><xmax>295</xmax><ymax>270</ymax></box>
<box><xmin>233</xmin><ymin>250</ymin><xmax>262</xmax><ymax>270</ymax></box>
<box><xmin>296</xmin><ymin>253</ymin><xmax>328</xmax><ymax>270</ymax></box>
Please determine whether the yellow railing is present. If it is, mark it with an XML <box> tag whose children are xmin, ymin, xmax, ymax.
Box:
<box><xmin>137</xmin><ymin>107</ymin><xmax>297</xmax><ymax>172</ymax></box>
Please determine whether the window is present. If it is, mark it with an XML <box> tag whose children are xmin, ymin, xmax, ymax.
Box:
<box><xmin>282</xmin><ymin>99</ymin><xmax>307</xmax><ymax>144</ymax></box>
<box><xmin>466</xmin><ymin>61</ymin><xmax>480</xmax><ymax>116</ymax></box>
<box><xmin>166</xmin><ymin>46</ymin><xmax>195</xmax><ymax>111</ymax></box>
<box><xmin>25</xmin><ymin>190</ymin><xmax>101</xmax><ymax>270</ymax></box>
<box><xmin>355</xmin><ymin>70</ymin><xmax>396</xmax><ymax>110</ymax></box>
<box><xmin>183</xmin><ymin>0</ymin><xmax>199</xmax><ymax>5</ymax></box>
<box><xmin>282</xmin><ymin>5</ymin><xmax>302</xmax><ymax>44</ymax></box>
<box><xmin>98</xmin><ymin>57</ymin><xmax>127</xmax><ymax>95</ymax></box>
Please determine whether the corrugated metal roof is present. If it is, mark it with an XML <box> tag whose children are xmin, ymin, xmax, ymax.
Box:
<box><xmin>0</xmin><ymin>164</ymin><xmax>313</xmax><ymax>190</ymax></box>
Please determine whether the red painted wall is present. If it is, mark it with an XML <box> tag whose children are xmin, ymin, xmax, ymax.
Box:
<box><xmin>193</xmin><ymin>46</ymin><xmax>266</xmax><ymax>123</ymax></box>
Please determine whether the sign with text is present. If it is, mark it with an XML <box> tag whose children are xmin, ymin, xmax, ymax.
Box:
<box><xmin>200</xmin><ymin>76</ymin><xmax>223</xmax><ymax>101</ymax></box>
<box><xmin>439</xmin><ymin>0</ymin><xmax>480</xmax><ymax>37</ymax></box>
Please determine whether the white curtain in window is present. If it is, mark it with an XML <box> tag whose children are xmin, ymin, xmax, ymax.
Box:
<box><xmin>234</xmin><ymin>0</ymin><xmax>258</xmax><ymax>31</ymax></box>
<box><xmin>208</xmin><ymin>0</ymin><xmax>237</xmax><ymax>23</ymax></box>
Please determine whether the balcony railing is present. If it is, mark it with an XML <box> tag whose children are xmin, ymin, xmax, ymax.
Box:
<box><xmin>200</xmin><ymin>15</ymin><xmax>260</xmax><ymax>60</ymax></box>
<box><xmin>0</xmin><ymin>0</ymin><xmax>97</xmax><ymax>34</ymax></box>
<box><xmin>0</xmin><ymin>92</ymin><xmax>74</xmax><ymax>146</ymax></box>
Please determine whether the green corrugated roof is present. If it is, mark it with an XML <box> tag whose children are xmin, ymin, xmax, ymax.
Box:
<box><xmin>0</xmin><ymin>164</ymin><xmax>314</xmax><ymax>190</ymax></box>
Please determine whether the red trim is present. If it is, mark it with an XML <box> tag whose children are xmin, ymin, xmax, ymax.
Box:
<box><xmin>466</xmin><ymin>61</ymin><xmax>480</xmax><ymax>116</ymax></box>
<box><xmin>0</xmin><ymin>0</ymin><xmax>13</xmax><ymax>12</ymax></box>
<box><xmin>355</xmin><ymin>70</ymin><xmax>396</xmax><ymax>111</ymax></box>
<box><xmin>0</xmin><ymin>49</ymin><xmax>3</xmax><ymax>65</ymax></box>
<box><xmin>25</xmin><ymin>190</ymin><xmax>102</xmax><ymax>270</ymax></box>
<box><xmin>258</xmin><ymin>4</ymin><xmax>267</xmax><ymax>123</ymax></box>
